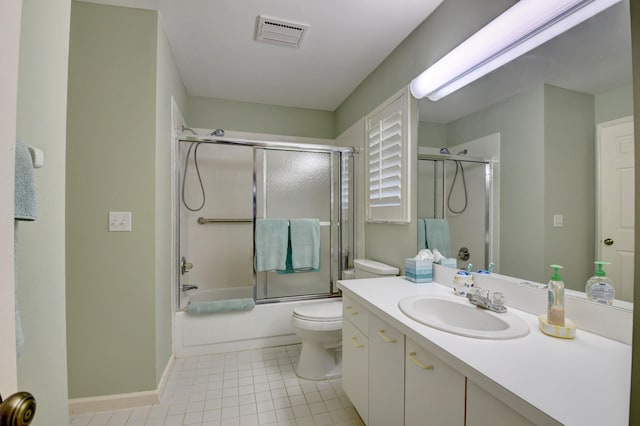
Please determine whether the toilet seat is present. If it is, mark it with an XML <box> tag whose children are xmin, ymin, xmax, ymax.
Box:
<box><xmin>293</xmin><ymin>301</ymin><xmax>342</xmax><ymax>322</ymax></box>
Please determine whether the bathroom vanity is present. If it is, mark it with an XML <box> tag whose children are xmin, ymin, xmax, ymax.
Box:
<box><xmin>338</xmin><ymin>276</ymin><xmax>631</xmax><ymax>426</ymax></box>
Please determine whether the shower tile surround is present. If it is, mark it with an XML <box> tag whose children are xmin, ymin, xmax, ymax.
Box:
<box><xmin>69</xmin><ymin>344</ymin><xmax>363</xmax><ymax>426</ymax></box>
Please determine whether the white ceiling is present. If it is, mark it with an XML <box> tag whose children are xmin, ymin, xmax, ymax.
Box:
<box><xmin>81</xmin><ymin>0</ymin><xmax>443</xmax><ymax>111</ymax></box>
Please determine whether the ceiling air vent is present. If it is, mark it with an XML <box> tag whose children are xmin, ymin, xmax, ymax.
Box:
<box><xmin>256</xmin><ymin>15</ymin><xmax>309</xmax><ymax>48</ymax></box>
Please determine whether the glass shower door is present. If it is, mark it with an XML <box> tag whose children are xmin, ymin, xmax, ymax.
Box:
<box><xmin>255</xmin><ymin>149</ymin><xmax>341</xmax><ymax>300</ymax></box>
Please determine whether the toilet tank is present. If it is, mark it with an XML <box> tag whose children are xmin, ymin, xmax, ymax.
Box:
<box><xmin>353</xmin><ymin>259</ymin><xmax>399</xmax><ymax>279</ymax></box>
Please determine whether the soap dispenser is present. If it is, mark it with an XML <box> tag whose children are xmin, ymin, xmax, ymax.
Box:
<box><xmin>585</xmin><ymin>261</ymin><xmax>615</xmax><ymax>305</ymax></box>
<box><xmin>547</xmin><ymin>265</ymin><xmax>565</xmax><ymax>326</ymax></box>
<box><xmin>539</xmin><ymin>264</ymin><xmax>576</xmax><ymax>339</ymax></box>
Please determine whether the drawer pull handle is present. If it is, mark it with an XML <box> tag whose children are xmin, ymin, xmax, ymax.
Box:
<box><xmin>346</xmin><ymin>306</ymin><xmax>359</xmax><ymax>315</ymax></box>
<box><xmin>351</xmin><ymin>336</ymin><xmax>365</xmax><ymax>348</ymax></box>
<box><xmin>408</xmin><ymin>352</ymin><xmax>434</xmax><ymax>370</ymax></box>
<box><xmin>377</xmin><ymin>329</ymin><xmax>397</xmax><ymax>343</ymax></box>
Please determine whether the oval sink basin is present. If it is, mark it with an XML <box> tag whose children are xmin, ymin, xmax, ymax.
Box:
<box><xmin>398</xmin><ymin>295</ymin><xmax>530</xmax><ymax>340</ymax></box>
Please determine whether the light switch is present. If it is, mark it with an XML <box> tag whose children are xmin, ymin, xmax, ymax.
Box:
<box><xmin>109</xmin><ymin>212</ymin><xmax>132</xmax><ymax>232</ymax></box>
<box><xmin>553</xmin><ymin>214</ymin><xmax>563</xmax><ymax>228</ymax></box>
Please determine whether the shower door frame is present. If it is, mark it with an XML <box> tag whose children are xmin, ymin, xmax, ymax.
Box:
<box><xmin>175</xmin><ymin>134</ymin><xmax>355</xmax><ymax>309</ymax></box>
<box><xmin>418</xmin><ymin>153</ymin><xmax>493</xmax><ymax>270</ymax></box>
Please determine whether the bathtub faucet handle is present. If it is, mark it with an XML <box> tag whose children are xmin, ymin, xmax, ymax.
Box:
<box><xmin>181</xmin><ymin>284</ymin><xmax>198</xmax><ymax>292</ymax></box>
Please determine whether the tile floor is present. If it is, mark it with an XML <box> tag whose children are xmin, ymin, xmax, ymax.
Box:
<box><xmin>69</xmin><ymin>345</ymin><xmax>364</xmax><ymax>426</ymax></box>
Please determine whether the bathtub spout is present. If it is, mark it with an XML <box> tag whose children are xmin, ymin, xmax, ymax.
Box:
<box><xmin>181</xmin><ymin>284</ymin><xmax>199</xmax><ymax>291</ymax></box>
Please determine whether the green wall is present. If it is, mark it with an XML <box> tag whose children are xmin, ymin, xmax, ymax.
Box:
<box><xmin>447</xmin><ymin>86</ymin><xmax>546</xmax><ymax>282</ymax></box>
<box><xmin>595</xmin><ymin>84</ymin><xmax>634</xmax><ymax>124</ymax></box>
<box><xmin>16</xmin><ymin>0</ymin><xmax>71</xmax><ymax>423</ymax></box>
<box><xmin>187</xmin><ymin>96</ymin><xmax>335</xmax><ymax>139</ymax></box>
<box><xmin>543</xmin><ymin>85</ymin><xmax>595</xmax><ymax>289</ymax></box>
<box><xmin>66</xmin><ymin>2</ymin><xmax>158</xmax><ymax>397</ymax></box>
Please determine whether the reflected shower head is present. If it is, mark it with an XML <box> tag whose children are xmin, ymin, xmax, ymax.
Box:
<box><xmin>440</xmin><ymin>148</ymin><xmax>451</xmax><ymax>154</ymax></box>
<box><xmin>209</xmin><ymin>129</ymin><xmax>225</xmax><ymax>137</ymax></box>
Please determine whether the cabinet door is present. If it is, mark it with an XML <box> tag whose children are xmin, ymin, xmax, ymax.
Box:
<box><xmin>368</xmin><ymin>315</ymin><xmax>405</xmax><ymax>426</ymax></box>
<box><xmin>466</xmin><ymin>380</ymin><xmax>535</xmax><ymax>426</ymax></box>
<box><xmin>405</xmin><ymin>337</ymin><xmax>465</xmax><ymax>426</ymax></box>
<box><xmin>343</xmin><ymin>319</ymin><xmax>369</xmax><ymax>424</ymax></box>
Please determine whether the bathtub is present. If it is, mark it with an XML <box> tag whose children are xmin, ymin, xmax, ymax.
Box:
<box><xmin>174</xmin><ymin>286</ymin><xmax>340</xmax><ymax>357</ymax></box>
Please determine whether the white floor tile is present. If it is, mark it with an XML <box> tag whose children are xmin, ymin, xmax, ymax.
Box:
<box><xmin>69</xmin><ymin>344</ymin><xmax>362</xmax><ymax>426</ymax></box>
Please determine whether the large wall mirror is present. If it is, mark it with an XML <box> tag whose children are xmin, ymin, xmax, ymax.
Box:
<box><xmin>417</xmin><ymin>1</ymin><xmax>633</xmax><ymax>303</ymax></box>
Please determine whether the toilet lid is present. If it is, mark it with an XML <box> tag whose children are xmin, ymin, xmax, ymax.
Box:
<box><xmin>293</xmin><ymin>301</ymin><xmax>342</xmax><ymax>321</ymax></box>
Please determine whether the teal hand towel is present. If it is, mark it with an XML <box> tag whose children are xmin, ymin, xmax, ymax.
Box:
<box><xmin>290</xmin><ymin>218</ymin><xmax>321</xmax><ymax>271</ymax></box>
<box><xmin>187</xmin><ymin>298</ymin><xmax>255</xmax><ymax>314</ymax></box>
<box><xmin>425</xmin><ymin>219</ymin><xmax>451</xmax><ymax>258</ymax></box>
<box><xmin>14</xmin><ymin>139</ymin><xmax>37</xmax><ymax>221</ymax></box>
<box><xmin>255</xmin><ymin>219</ymin><xmax>289</xmax><ymax>272</ymax></box>
<box><xmin>417</xmin><ymin>219</ymin><xmax>427</xmax><ymax>251</ymax></box>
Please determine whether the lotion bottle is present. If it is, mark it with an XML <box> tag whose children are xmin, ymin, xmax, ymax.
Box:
<box><xmin>585</xmin><ymin>261</ymin><xmax>615</xmax><ymax>305</ymax></box>
<box><xmin>547</xmin><ymin>265</ymin><xmax>565</xmax><ymax>326</ymax></box>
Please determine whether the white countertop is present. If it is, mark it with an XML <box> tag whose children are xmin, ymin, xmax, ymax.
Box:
<box><xmin>337</xmin><ymin>277</ymin><xmax>632</xmax><ymax>426</ymax></box>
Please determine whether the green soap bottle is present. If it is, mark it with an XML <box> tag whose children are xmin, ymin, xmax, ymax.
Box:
<box><xmin>585</xmin><ymin>261</ymin><xmax>615</xmax><ymax>305</ymax></box>
<box><xmin>547</xmin><ymin>265</ymin><xmax>565</xmax><ymax>326</ymax></box>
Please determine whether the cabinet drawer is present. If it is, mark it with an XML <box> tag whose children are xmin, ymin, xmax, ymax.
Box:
<box><xmin>343</xmin><ymin>295</ymin><xmax>369</xmax><ymax>335</ymax></box>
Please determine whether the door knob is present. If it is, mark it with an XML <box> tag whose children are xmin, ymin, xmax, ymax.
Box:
<box><xmin>604</xmin><ymin>238</ymin><xmax>614</xmax><ymax>246</ymax></box>
<box><xmin>0</xmin><ymin>392</ymin><xmax>36</xmax><ymax>426</ymax></box>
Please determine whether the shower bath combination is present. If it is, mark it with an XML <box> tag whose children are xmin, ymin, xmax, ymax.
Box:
<box><xmin>175</xmin><ymin>132</ymin><xmax>356</xmax><ymax>309</ymax></box>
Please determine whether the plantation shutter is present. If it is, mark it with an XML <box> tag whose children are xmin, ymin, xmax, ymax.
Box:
<box><xmin>365</xmin><ymin>89</ymin><xmax>411</xmax><ymax>223</ymax></box>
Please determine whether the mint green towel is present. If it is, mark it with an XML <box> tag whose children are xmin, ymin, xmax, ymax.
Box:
<box><xmin>255</xmin><ymin>219</ymin><xmax>289</xmax><ymax>272</ymax></box>
<box><xmin>417</xmin><ymin>219</ymin><xmax>427</xmax><ymax>251</ymax></box>
<box><xmin>425</xmin><ymin>219</ymin><xmax>451</xmax><ymax>258</ymax></box>
<box><xmin>187</xmin><ymin>298</ymin><xmax>255</xmax><ymax>314</ymax></box>
<box><xmin>14</xmin><ymin>139</ymin><xmax>37</xmax><ymax>221</ymax></box>
<box><xmin>290</xmin><ymin>219</ymin><xmax>320</xmax><ymax>271</ymax></box>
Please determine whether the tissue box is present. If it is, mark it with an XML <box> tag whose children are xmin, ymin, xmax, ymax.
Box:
<box><xmin>405</xmin><ymin>258</ymin><xmax>433</xmax><ymax>283</ymax></box>
<box><xmin>439</xmin><ymin>258</ymin><xmax>458</xmax><ymax>268</ymax></box>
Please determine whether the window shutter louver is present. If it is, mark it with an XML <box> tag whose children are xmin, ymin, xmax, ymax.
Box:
<box><xmin>365</xmin><ymin>89</ymin><xmax>411</xmax><ymax>223</ymax></box>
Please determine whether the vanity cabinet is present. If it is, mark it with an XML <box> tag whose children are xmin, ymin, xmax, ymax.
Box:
<box><xmin>342</xmin><ymin>296</ymin><xmax>539</xmax><ymax>426</ymax></box>
<box><xmin>342</xmin><ymin>296</ymin><xmax>369</xmax><ymax>423</ymax></box>
<box><xmin>405</xmin><ymin>337</ymin><xmax>465</xmax><ymax>426</ymax></box>
<box><xmin>368</xmin><ymin>315</ymin><xmax>405</xmax><ymax>425</ymax></box>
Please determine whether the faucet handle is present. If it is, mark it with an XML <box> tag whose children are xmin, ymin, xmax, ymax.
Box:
<box><xmin>491</xmin><ymin>292</ymin><xmax>505</xmax><ymax>308</ymax></box>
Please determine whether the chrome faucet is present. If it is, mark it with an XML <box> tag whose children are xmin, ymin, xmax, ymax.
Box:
<box><xmin>466</xmin><ymin>287</ymin><xmax>507</xmax><ymax>313</ymax></box>
<box><xmin>181</xmin><ymin>284</ymin><xmax>198</xmax><ymax>291</ymax></box>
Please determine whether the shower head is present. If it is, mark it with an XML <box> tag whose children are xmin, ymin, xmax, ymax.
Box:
<box><xmin>208</xmin><ymin>129</ymin><xmax>225</xmax><ymax>137</ymax></box>
<box><xmin>439</xmin><ymin>148</ymin><xmax>451</xmax><ymax>154</ymax></box>
<box><xmin>456</xmin><ymin>149</ymin><xmax>468</xmax><ymax>155</ymax></box>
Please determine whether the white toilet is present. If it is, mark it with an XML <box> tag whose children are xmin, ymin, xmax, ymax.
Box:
<box><xmin>291</xmin><ymin>259</ymin><xmax>399</xmax><ymax>380</ymax></box>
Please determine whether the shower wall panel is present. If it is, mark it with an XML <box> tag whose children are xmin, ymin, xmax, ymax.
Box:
<box><xmin>180</xmin><ymin>144</ymin><xmax>254</xmax><ymax>293</ymax></box>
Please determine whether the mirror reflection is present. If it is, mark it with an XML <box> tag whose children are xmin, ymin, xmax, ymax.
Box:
<box><xmin>417</xmin><ymin>1</ymin><xmax>633</xmax><ymax>302</ymax></box>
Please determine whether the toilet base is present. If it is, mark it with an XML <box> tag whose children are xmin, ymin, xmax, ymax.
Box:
<box><xmin>295</xmin><ymin>341</ymin><xmax>342</xmax><ymax>380</ymax></box>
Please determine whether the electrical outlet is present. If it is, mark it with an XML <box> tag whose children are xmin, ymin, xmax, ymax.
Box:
<box><xmin>109</xmin><ymin>212</ymin><xmax>132</xmax><ymax>232</ymax></box>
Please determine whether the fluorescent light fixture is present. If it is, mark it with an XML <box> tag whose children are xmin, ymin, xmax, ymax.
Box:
<box><xmin>410</xmin><ymin>0</ymin><xmax>621</xmax><ymax>101</ymax></box>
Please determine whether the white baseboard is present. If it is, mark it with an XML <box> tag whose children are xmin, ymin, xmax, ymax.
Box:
<box><xmin>69</xmin><ymin>355</ymin><xmax>176</xmax><ymax>414</ymax></box>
